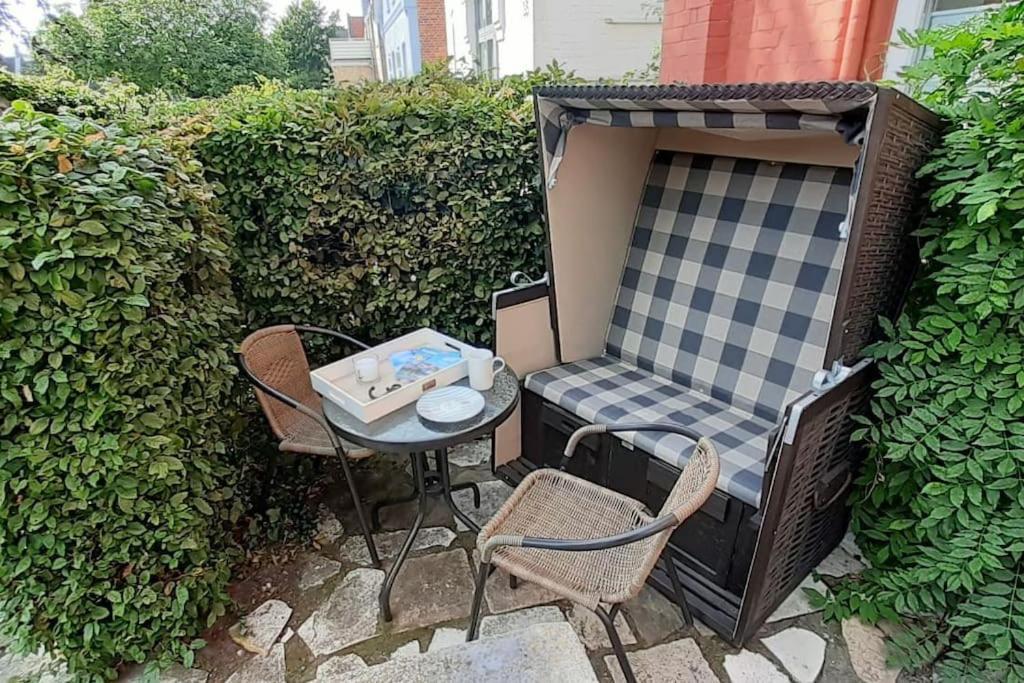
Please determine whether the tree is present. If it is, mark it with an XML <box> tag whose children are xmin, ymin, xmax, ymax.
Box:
<box><xmin>272</xmin><ymin>0</ymin><xmax>332</xmax><ymax>89</ymax></box>
<box><xmin>33</xmin><ymin>0</ymin><xmax>283</xmax><ymax>97</ymax></box>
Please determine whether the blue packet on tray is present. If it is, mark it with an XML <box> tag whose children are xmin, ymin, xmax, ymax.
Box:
<box><xmin>389</xmin><ymin>346</ymin><xmax>463</xmax><ymax>384</ymax></box>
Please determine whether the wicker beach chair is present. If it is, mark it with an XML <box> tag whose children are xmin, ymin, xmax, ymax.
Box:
<box><xmin>467</xmin><ymin>422</ymin><xmax>719</xmax><ymax>683</ymax></box>
<box><xmin>238</xmin><ymin>324</ymin><xmax>380</xmax><ymax>568</ymax></box>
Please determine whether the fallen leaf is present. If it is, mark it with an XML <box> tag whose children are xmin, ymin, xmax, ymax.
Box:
<box><xmin>46</xmin><ymin>138</ymin><xmax>61</xmax><ymax>151</ymax></box>
<box><xmin>84</xmin><ymin>131</ymin><xmax>106</xmax><ymax>144</ymax></box>
<box><xmin>21</xmin><ymin>385</ymin><xmax>33</xmax><ymax>403</ymax></box>
<box><xmin>9</xmin><ymin>144</ymin><xmax>25</xmax><ymax>155</ymax></box>
<box><xmin>57</xmin><ymin>155</ymin><xmax>73</xmax><ymax>174</ymax></box>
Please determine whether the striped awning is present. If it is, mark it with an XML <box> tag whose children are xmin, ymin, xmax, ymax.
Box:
<box><xmin>535</xmin><ymin>83</ymin><xmax>876</xmax><ymax>188</ymax></box>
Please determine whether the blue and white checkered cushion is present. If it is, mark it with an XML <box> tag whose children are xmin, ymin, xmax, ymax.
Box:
<box><xmin>525</xmin><ymin>356</ymin><xmax>775</xmax><ymax>507</ymax></box>
<box><xmin>606</xmin><ymin>151</ymin><xmax>851</xmax><ymax>423</ymax></box>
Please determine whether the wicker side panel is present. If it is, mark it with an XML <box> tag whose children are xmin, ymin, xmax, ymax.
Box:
<box><xmin>740</xmin><ymin>377</ymin><xmax>873</xmax><ymax>638</ymax></box>
<box><xmin>839</xmin><ymin>102</ymin><xmax>940</xmax><ymax>360</ymax></box>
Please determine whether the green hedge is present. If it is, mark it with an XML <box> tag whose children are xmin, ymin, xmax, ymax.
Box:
<box><xmin>195</xmin><ymin>71</ymin><xmax>547</xmax><ymax>344</ymax></box>
<box><xmin>0</xmin><ymin>67</ymin><xmax>553</xmax><ymax>679</ymax></box>
<box><xmin>0</xmin><ymin>102</ymin><xmax>241</xmax><ymax>679</ymax></box>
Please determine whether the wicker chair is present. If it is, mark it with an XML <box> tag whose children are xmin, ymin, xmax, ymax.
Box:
<box><xmin>238</xmin><ymin>324</ymin><xmax>380</xmax><ymax>568</ymax></box>
<box><xmin>467</xmin><ymin>422</ymin><xmax>719</xmax><ymax>683</ymax></box>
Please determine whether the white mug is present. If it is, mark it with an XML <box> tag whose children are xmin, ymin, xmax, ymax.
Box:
<box><xmin>466</xmin><ymin>348</ymin><xmax>506</xmax><ymax>391</ymax></box>
<box><xmin>354</xmin><ymin>356</ymin><xmax>380</xmax><ymax>384</ymax></box>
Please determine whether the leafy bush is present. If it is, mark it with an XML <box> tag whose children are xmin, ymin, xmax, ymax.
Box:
<box><xmin>828</xmin><ymin>6</ymin><xmax>1024</xmax><ymax>680</ymax></box>
<box><xmin>272</xmin><ymin>0</ymin><xmax>333</xmax><ymax>89</ymax></box>
<box><xmin>194</xmin><ymin>69</ymin><xmax>548</xmax><ymax>344</ymax></box>
<box><xmin>0</xmin><ymin>102</ymin><xmax>241</xmax><ymax>679</ymax></box>
<box><xmin>34</xmin><ymin>0</ymin><xmax>283</xmax><ymax>97</ymax></box>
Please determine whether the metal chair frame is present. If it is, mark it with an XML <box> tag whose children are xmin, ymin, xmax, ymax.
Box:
<box><xmin>467</xmin><ymin>422</ymin><xmax>711</xmax><ymax>683</ymax></box>
<box><xmin>238</xmin><ymin>324</ymin><xmax>381</xmax><ymax>568</ymax></box>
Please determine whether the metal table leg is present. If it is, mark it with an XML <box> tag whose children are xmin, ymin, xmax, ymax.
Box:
<box><xmin>437</xmin><ymin>448</ymin><xmax>481</xmax><ymax>533</ymax></box>
<box><xmin>380</xmin><ymin>452</ymin><xmax>428</xmax><ymax>622</ymax></box>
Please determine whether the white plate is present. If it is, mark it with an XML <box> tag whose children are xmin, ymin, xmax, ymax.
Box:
<box><xmin>416</xmin><ymin>386</ymin><xmax>485</xmax><ymax>423</ymax></box>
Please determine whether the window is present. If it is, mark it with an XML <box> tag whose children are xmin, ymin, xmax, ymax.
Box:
<box><xmin>471</xmin><ymin>0</ymin><xmax>501</xmax><ymax>77</ymax></box>
<box><xmin>476</xmin><ymin>38</ymin><xmax>496</xmax><ymax>77</ymax></box>
<box><xmin>475</xmin><ymin>0</ymin><xmax>494</xmax><ymax>30</ymax></box>
<box><xmin>884</xmin><ymin>0</ymin><xmax>1003</xmax><ymax>80</ymax></box>
<box><xmin>927</xmin><ymin>0</ymin><xmax>1001</xmax><ymax>28</ymax></box>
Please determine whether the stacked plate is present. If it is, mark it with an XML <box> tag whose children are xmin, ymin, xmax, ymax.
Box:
<box><xmin>416</xmin><ymin>386</ymin><xmax>485</xmax><ymax>423</ymax></box>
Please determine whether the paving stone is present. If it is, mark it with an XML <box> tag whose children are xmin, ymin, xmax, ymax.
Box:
<box><xmin>767</xmin><ymin>574</ymin><xmax>829</xmax><ymax>623</ymax></box>
<box><xmin>480</xmin><ymin>605</ymin><xmax>566</xmax><ymax>639</ymax></box>
<box><xmin>338</xmin><ymin>527</ymin><xmax>457</xmax><ymax>566</ymax></box>
<box><xmin>453</xmin><ymin>480</ymin><xmax>513</xmax><ymax>531</ymax></box>
<box><xmin>427</xmin><ymin>627</ymin><xmax>467</xmax><ymax>652</ymax></box>
<box><xmin>762</xmin><ymin>627</ymin><xmax>826</xmax><ymax>683</ymax></box>
<box><xmin>475</xmin><ymin>554</ymin><xmax>562</xmax><ymax>614</ymax></box>
<box><xmin>343</xmin><ymin>623</ymin><xmax>598</xmax><ymax>683</ymax></box>
<box><xmin>842</xmin><ymin>617</ymin><xmax>900</xmax><ymax>683</ymax></box>
<box><xmin>379</xmin><ymin>496</ymin><xmax>454</xmax><ymax>530</ymax></box>
<box><xmin>297</xmin><ymin>568</ymin><xmax>384</xmax><ymax>656</ymax></box>
<box><xmin>314</xmin><ymin>506</ymin><xmax>346</xmax><ymax>544</ymax></box>
<box><xmin>228</xmin><ymin>599</ymin><xmax>292</xmax><ymax>656</ymax></box>
<box><xmin>694</xmin><ymin>619</ymin><xmax>716</xmax><ymax>637</ymax></box>
<box><xmin>816</xmin><ymin>545</ymin><xmax>866</xmax><ymax>578</ymax></box>
<box><xmin>623</xmin><ymin>585</ymin><xmax>686</xmax><ymax>645</ymax></box>
<box><xmin>0</xmin><ymin>647</ymin><xmax>69</xmax><ymax>683</ymax></box>
<box><xmin>722</xmin><ymin>650</ymin><xmax>789</xmax><ymax>683</ymax></box>
<box><xmin>604</xmin><ymin>638</ymin><xmax>718</xmax><ymax>683</ymax></box>
<box><xmin>388</xmin><ymin>549</ymin><xmax>475</xmax><ymax>632</ymax></box>
<box><xmin>313</xmin><ymin>654</ymin><xmax>367</xmax><ymax>682</ymax></box>
<box><xmin>568</xmin><ymin>604</ymin><xmax>637</xmax><ymax>650</ymax></box>
<box><xmin>121</xmin><ymin>663</ymin><xmax>208</xmax><ymax>683</ymax></box>
<box><xmin>448</xmin><ymin>439</ymin><xmax>490</xmax><ymax>468</ymax></box>
<box><xmin>298</xmin><ymin>555</ymin><xmax>343</xmax><ymax>590</ymax></box>
<box><xmin>224</xmin><ymin>643</ymin><xmax>285</xmax><ymax>683</ymax></box>
<box><xmin>391</xmin><ymin>641</ymin><xmax>421</xmax><ymax>658</ymax></box>
<box><xmin>841</xmin><ymin>530</ymin><xmax>865</xmax><ymax>561</ymax></box>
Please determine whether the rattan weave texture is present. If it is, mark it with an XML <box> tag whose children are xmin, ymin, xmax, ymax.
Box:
<box><xmin>478</xmin><ymin>438</ymin><xmax>718</xmax><ymax>608</ymax></box>
<box><xmin>239</xmin><ymin>325</ymin><xmax>371</xmax><ymax>458</ymax></box>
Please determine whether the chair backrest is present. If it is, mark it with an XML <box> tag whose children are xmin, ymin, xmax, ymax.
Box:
<box><xmin>606</xmin><ymin>150</ymin><xmax>851</xmax><ymax>423</ymax></box>
<box><xmin>239</xmin><ymin>325</ymin><xmax>323</xmax><ymax>442</ymax></box>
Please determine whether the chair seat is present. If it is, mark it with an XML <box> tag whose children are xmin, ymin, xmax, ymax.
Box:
<box><xmin>524</xmin><ymin>356</ymin><xmax>776</xmax><ymax>508</ymax></box>
<box><xmin>279</xmin><ymin>418</ymin><xmax>374</xmax><ymax>459</ymax></box>
<box><xmin>479</xmin><ymin>468</ymin><xmax>665</xmax><ymax>608</ymax></box>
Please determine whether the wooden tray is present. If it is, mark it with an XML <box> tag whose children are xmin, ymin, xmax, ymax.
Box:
<box><xmin>311</xmin><ymin>328</ymin><xmax>474</xmax><ymax>423</ymax></box>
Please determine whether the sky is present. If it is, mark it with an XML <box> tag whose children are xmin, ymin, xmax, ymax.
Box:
<box><xmin>2</xmin><ymin>0</ymin><xmax>366</xmax><ymax>57</ymax></box>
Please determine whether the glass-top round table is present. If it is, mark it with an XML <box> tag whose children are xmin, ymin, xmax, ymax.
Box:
<box><xmin>323</xmin><ymin>367</ymin><xmax>520</xmax><ymax>454</ymax></box>
<box><xmin>322</xmin><ymin>367</ymin><xmax>520</xmax><ymax>622</ymax></box>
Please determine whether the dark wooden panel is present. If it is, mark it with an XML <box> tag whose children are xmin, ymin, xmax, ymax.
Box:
<box><xmin>539</xmin><ymin>401</ymin><xmax>608</xmax><ymax>484</ymax></box>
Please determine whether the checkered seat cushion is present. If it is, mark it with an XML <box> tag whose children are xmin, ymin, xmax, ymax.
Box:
<box><xmin>607</xmin><ymin>151</ymin><xmax>851</xmax><ymax>422</ymax></box>
<box><xmin>525</xmin><ymin>356</ymin><xmax>775</xmax><ymax>507</ymax></box>
<box><xmin>526</xmin><ymin>151</ymin><xmax>851</xmax><ymax>508</ymax></box>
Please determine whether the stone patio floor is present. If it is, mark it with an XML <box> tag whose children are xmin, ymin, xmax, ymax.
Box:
<box><xmin>2</xmin><ymin>438</ymin><xmax>919</xmax><ymax>683</ymax></box>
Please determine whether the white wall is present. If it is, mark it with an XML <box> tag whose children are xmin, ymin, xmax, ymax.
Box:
<box><xmin>445</xmin><ymin>0</ymin><xmax>535</xmax><ymax>76</ymax></box>
<box><xmin>883</xmin><ymin>0</ymin><xmax>929</xmax><ymax>81</ymax></box>
<box><xmin>534</xmin><ymin>0</ymin><xmax>661</xmax><ymax>80</ymax></box>
<box><xmin>445</xmin><ymin>0</ymin><xmax>474</xmax><ymax>75</ymax></box>
<box><xmin>499</xmin><ymin>0</ymin><xmax>535</xmax><ymax>76</ymax></box>
<box><xmin>383</xmin><ymin>17</ymin><xmax>414</xmax><ymax>78</ymax></box>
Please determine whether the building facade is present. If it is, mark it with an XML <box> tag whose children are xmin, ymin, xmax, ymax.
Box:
<box><xmin>659</xmin><ymin>0</ymin><xmax>1001</xmax><ymax>84</ymax></box>
<box><xmin>366</xmin><ymin>0</ymin><xmax>448</xmax><ymax>80</ymax></box>
<box><xmin>445</xmin><ymin>0</ymin><xmax>663</xmax><ymax>80</ymax></box>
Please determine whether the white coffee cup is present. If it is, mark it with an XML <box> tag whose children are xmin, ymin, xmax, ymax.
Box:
<box><xmin>465</xmin><ymin>348</ymin><xmax>506</xmax><ymax>391</ymax></box>
<box><xmin>354</xmin><ymin>356</ymin><xmax>380</xmax><ymax>384</ymax></box>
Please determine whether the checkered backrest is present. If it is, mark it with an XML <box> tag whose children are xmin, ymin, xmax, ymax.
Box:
<box><xmin>606</xmin><ymin>151</ymin><xmax>852</xmax><ymax>423</ymax></box>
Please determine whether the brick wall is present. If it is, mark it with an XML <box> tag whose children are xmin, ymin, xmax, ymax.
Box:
<box><xmin>660</xmin><ymin>0</ymin><xmax>898</xmax><ymax>84</ymax></box>
<box><xmin>417</xmin><ymin>0</ymin><xmax>449</xmax><ymax>65</ymax></box>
